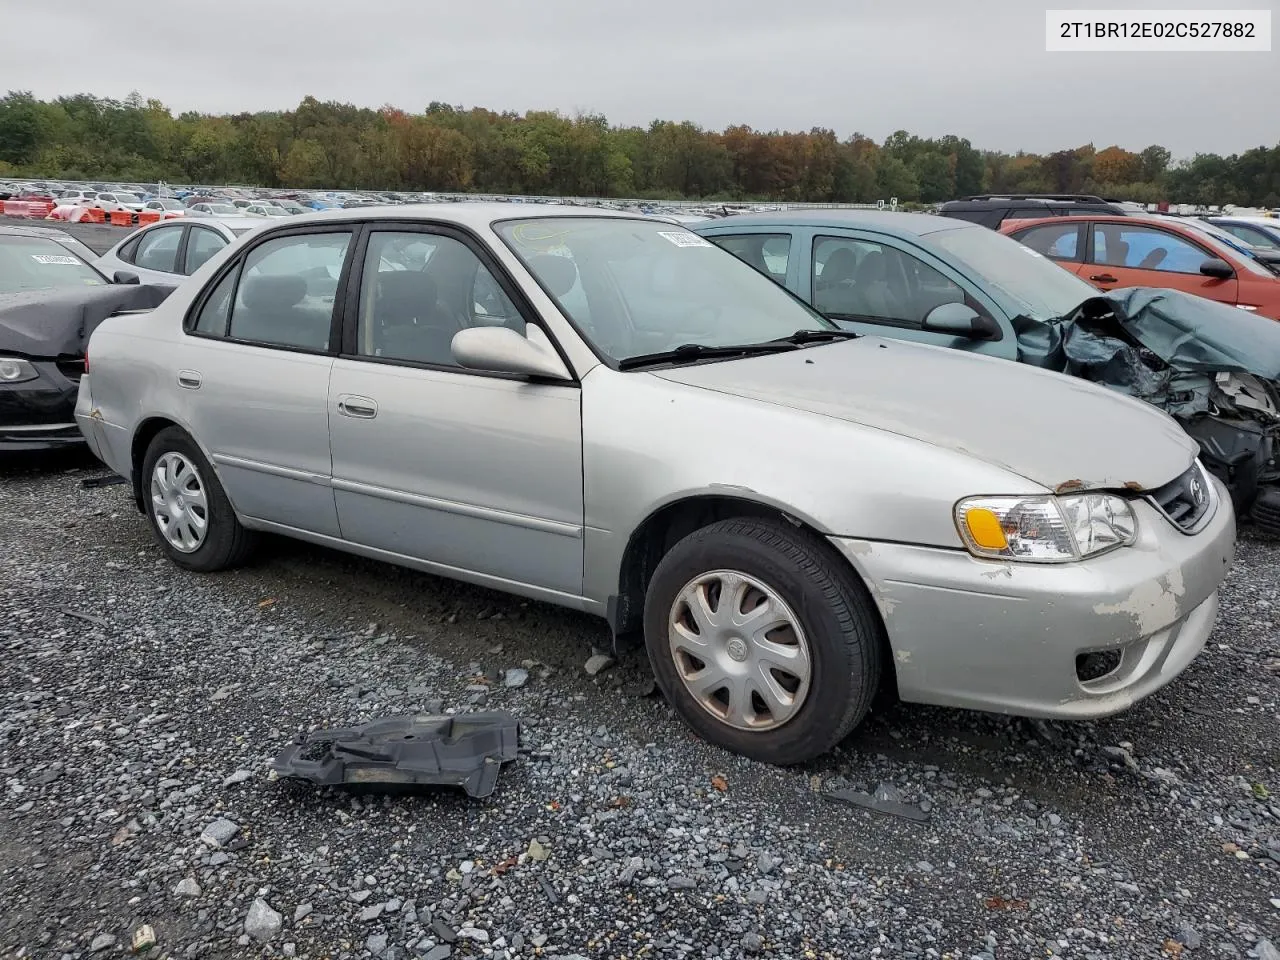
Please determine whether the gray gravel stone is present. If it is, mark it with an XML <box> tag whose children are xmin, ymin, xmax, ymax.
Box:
<box><xmin>503</xmin><ymin>667</ymin><xmax>529</xmax><ymax>688</ymax></box>
<box><xmin>90</xmin><ymin>934</ymin><xmax>117</xmax><ymax>952</ymax></box>
<box><xmin>423</xmin><ymin>947</ymin><xmax>451</xmax><ymax>960</ymax></box>
<box><xmin>244</xmin><ymin>898</ymin><xmax>282</xmax><ymax>942</ymax></box>
<box><xmin>584</xmin><ymin>653</ymin><xmax>615</xmax><ymax>675</ymax></box>
<box><xmin>173</xmin><ymin>877</ymin><xmax>201</xmax><ymax>897</ymax></box>
<box><xmin>198</xmin><ymin>818</ymin><xmax>239</xmax><ymax>848</ymax></box>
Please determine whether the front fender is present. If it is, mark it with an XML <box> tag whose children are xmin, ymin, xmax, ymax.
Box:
<box><xmin>579</xmin><ymin>368</ymin><xmax>1042</xmax><ymax>605</ymax></box>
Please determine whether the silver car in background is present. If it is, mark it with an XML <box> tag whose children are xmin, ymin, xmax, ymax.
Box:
<box><xmin>94</xmin><ymin>217</ymin><xmax>265</xmax><ymax>286</ymax></box>
<box><xmin>75</xmin><ymin>205</ymin><xmax>1236</xmax><ymax>763</ymax></box>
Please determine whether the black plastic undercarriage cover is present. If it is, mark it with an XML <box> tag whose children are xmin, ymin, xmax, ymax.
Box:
<box><xmin>269</xmin><ymin>711</ymin><xmax>521</xmax><ymax>799</ymax></box>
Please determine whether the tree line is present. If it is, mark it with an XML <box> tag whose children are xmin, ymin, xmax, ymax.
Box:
<box><xmin>1</xmin><ymin>91</ymin><xmax>1278</xmax><ymax>207</ymax></box>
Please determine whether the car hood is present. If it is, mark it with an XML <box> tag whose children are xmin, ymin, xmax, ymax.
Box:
<box><xmin>653</xmin><ymin>336</ymin><xmax>1196</xmax><ymax>493</ymax></box>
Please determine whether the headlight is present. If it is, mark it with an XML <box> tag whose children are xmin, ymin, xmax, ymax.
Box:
<box><xmin>0</xmin><ymin>358</ymin><xmax>38</xmax><ymax>384</ymax></box>
<box><xmin>955</xmin><ymin>493</ymin><xmax>1137</xmax><ymax>563</ymax></box>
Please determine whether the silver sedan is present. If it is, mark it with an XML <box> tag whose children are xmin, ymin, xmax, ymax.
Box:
<box><xmin>74</xmin><ymin>205</ymin><xmax>1235</xmax><ymax>763</ymax></box>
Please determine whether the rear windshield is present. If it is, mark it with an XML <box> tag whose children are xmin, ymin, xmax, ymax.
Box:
<box><xmin>0</xmin><ymin>236</ymin><xmax>106</xmax><ymax>293</ymax></box>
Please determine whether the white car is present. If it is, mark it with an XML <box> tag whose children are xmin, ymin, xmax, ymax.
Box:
<box><xmin>188</xmin><ymin>203</ymin><xmax>243</xmax><ymax>218</ymax></box>
<box><xmin>242</xmin><ymin>204</ymin><xmax>291</xmax><ymax>219</ymax></box>
<box><xmin>94</xmin><ymin>217</ymin><xmax>265</xmax><ymax>286</ymax></box>
<box><xmin>92</xmin><ymin>191</ymin><xmax>146</xmax><ymax>214</ymax></box>
<box><xmin>57</xmin><ymin>189</ymin><xmax>97</xmax><ymax>205</ymax></box>
<box><xmin>142</xmin><ymin>199</ymin><xmax>188</xmax><ymax>219</ymax></box>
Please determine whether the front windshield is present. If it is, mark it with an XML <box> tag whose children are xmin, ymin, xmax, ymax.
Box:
<box><xmin>208</xmin><ymin>204</ymin><xmax>238</xmax><ymax>215</ymax></box>
<box><xmin>159</xmin><ymin>199</ymin><xmax>182</xmax><ymax>209</ymax></box>
<box><xmin>0</xmin><ymin>236</ymin><xmax>106</xmax><ymax>293</ymax></box>
<box><xmin>496</xmin><ymin>217</ymin><xmax>832</xmax><ymax>363</ymax></box>
<box><xmin>116</xmin><ymin>193</ymin><xmax>140</xmax><ymax>203</ymax></box>
<box><xmin>930</xmin><ymin>223</ymin><xmax>1098</xmax><ymax>320</ymax></box>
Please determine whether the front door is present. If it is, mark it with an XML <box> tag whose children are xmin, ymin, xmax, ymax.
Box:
<box><xmin>1082</xmin><ymin>222</ymin><xmax>1239</xmax><ymax>304</ymax></box>
<box><xmin>326</xmin><ymin>225</ymin><xmax>585</xmax><ymax>598</ymax></box>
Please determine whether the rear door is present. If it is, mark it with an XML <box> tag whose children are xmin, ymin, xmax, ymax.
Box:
<box><xmin>1083</xmin><ymin>222</ymin><xmax>1239</xmax><ymax>304</ymax></box>
<box><xmin>174</xmin><ymin>225</ymin><xmax>356</xmax><ymax>536</ymax></box>
<box><xmin>1006</xmin><ymin>220</ymin><xmax>1088</xmax><ymax>278</ymax></box>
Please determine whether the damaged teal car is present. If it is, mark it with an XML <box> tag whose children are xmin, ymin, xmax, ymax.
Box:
<box><xmin>695</xmin><ymin>212</ymin><xmax>1280</xmax><ymax>535</ymax></box>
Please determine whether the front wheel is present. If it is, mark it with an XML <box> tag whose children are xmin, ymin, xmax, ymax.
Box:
<box><xmin>643</xmin><ymin>517</ymin><xmax>883</xmax><ymax>765</ymax></box>
<box><xmin>141</xmin><ymin>427</ymin><xmax>256</xmax><ymax>572</ymax></box>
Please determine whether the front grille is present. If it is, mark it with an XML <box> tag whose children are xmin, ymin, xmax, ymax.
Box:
<box><xmin>56</xmin><ymin>359</ymin><xmax>85</xmax><ymax>381</ymax></box>
<box><xmin>1146</xmin><ymin>463</ymin><xmax>1213</xmax><ymax>533</ymax></box>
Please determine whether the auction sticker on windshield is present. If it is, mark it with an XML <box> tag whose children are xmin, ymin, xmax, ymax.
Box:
<box><xmin>31</xmin><ymin>254</ymin><xmax>81</xmax><ymax>264</ymax></box>
<box><xmin>658</xmin><ymin>231</ymin><xmax>712</xmax><ymax>248</ymax></box>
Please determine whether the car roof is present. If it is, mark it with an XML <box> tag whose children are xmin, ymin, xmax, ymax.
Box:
<box><xmin>1005</xmin><ymin>214</ymin><xmax>1191</xmax><ymax>230</ymax></box>
<box><xmin>263</xmin><ymin>202</ymin><xmax>653</xmax><ymax>231</ymax></box>
<box><xmin>1209</xmin><ymin>215</ymin><xmax>1280</xmax><ymax>226</ymax></box>
<box><xmin>691</xmin><ymin>209</ymin><xmax>975</xmax><ymax>238</ymax></box>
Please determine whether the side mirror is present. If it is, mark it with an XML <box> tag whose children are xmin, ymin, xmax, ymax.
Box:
<box><xmin>1199</xmin><ymin>258</ymin><xmax>1234</xmax><ymax>280</ymax></box>
<box><xmin>113</xmin><ymin>270</ymin><xmax>140</xmax><ymax>285</ymax></box>
<box><xmin>451</xmin><ymin>326</ymin><xmax>573</xmax><ymax>381</ymax></box>
<box><xmin>921</xmin><ymin>302</ymin><xmax>1002</xmax><ymax>341</ymax></box>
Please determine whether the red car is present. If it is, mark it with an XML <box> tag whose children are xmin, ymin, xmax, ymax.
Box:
<box><xmin>1001</xmin><ymin>214</ymin><xmax>1280</xmax><ymax>320</ymax></box>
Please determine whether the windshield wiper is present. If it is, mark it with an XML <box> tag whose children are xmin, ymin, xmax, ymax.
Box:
<box><xmin>768</xmin><ymin>329</ymin><xmax>859</xmax><ymax>345</ymax></box>
<box><xmin>617</xmin><ymin>341</ymin><xmax>798</xmax><ymax>370</ymax></box>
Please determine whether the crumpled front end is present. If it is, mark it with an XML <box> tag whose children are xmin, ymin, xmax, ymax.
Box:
<box><xmin>1016</xmin><ymin>288</ymin><xmax>1280</xmax><ymax>531</ymax></box>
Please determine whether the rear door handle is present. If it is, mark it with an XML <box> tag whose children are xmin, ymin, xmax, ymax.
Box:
<box><xmin>1089</xmin><ymin>273</ymin><xmax>1119</xmax><ymax>283</ymax></box>
<box><xmin>337</xmin><ymin>395</ymin><xmax>378</xmax><ymax>419</ymax></box>
<box><xmin>177</xmin><ymin>370</ymin><xmax>202</xmax><ymax>389</ymax></box>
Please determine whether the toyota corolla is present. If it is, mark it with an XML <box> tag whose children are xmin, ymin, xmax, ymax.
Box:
<box><xmin>75</xmin><ymin>205</ymin><xmax>1235</xmax><ymax>763</ymax></box>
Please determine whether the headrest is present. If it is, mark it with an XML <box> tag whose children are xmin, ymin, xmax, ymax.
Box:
<box><xmin>376</xmin><ymin>269</ymin><xmax>438</xmax><ymax>313</ymax></box>
<box><xmin>523</xmin><ymin>253</ymin><xmax>578</xmax><ymax>299</ymax></box>
<box><xmin>240</xmin><ymin>274</ymin><xmax>306</xmax><ymax>311</ymax></box>
<box><xmin>822</xmin><ymin>248</ymin><xmax>858</xmax><ymax>283</ymax></box>
<box><xmin>855</xmin><ymin>250</ymin><xmax>886</xmax><ymax>282</ymax></box>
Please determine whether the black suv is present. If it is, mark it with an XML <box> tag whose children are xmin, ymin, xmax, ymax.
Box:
<box><xmin>936</xmin><ymin>194</ymin><xmax>1130</xmax><ymax>229</ymax></box>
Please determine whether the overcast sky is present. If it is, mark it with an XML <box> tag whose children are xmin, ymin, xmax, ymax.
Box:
<box><xmin>2</xmin><ymin>0</ymin><xmax>1275</xmax><ymax>157</ymax></box>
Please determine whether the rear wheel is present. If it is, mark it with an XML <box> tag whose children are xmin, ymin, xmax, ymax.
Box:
<box><xmin>142</xmin><ymin>427</ymin><xmax>256</xmax><ymax>572</ymax></box>
<box><xmin>643</xmin><ymin>517</ymin><xmax>883</xmax><ymax>764</ymax></box>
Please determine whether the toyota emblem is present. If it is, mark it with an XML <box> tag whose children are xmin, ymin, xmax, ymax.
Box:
<box><xmin>1189</xmin><ymin>474</ymin><xmax>1206</xmax><ymax>507</ymax></box>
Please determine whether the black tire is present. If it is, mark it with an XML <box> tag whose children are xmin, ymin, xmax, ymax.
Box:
<box><xmin>643</xmin><ymin>517</ymin><xmax>883</xmax><ymax>765</ymax></box>
<box><xmin>141</xmin><ymin>426</ymin><xmax>256</xmax><ymax>572</ymax></box>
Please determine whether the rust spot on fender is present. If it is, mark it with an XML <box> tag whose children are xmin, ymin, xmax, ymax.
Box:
<box><xmin>1055</xmin><ymin>479</ymin><xmax>1085</xmax><ymax>494</ymax></box>
<box><xmin>1123</xmin><ymin>481</ymin><xmax>1144</xmax><ymax>491</ymax></box>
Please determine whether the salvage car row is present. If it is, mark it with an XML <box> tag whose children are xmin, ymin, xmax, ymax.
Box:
<box><xmin>0</xmin><ymin>200</ymin><xmax>1241</xmax><ymax>769</ymax></box>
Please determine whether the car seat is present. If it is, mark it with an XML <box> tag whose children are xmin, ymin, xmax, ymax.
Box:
<box><xmin>232</xmin><ymin>274</ymin><xmax>318</xmax><ymax>346</ymax></box>
<box><xmin>372</xmin><ymin>270</ymin><xmax>457</xmax><ymax>365</ymax></box>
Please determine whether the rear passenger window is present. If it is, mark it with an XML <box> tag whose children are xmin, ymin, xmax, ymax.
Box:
<box><xmin>707</xmin><ymin>233</ymin><xmax>791</xmax><ymax>284</ymax></box>
<box><xmin>193</xmin><ymin>268</ymin><xmax>237</xmax><ymax>337</ymax></box>
<box><xmin>1015</xmin><ymin>222</ymin><xmax>1081</xmax><ymax>261</ymax></box>
<box><xmin>133</xmin><ymin>226</ymin><xmax>183</xmax><ymax>273</ymax></box>
<box><xmin>184</xmin><ymin>227</ymin><xmax>227</xmax><ymax>274</ymax></box>
<box><xmin>228</xmin><ymin>232</ymin><xmax>352</xmax><ymax>350</ymax></box>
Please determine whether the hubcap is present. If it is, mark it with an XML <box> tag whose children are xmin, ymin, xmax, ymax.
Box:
<box><xmin>149</xmin><ymin>452</ymin><xmax>209</xmax><ymax>553</ymax></box>
<box><xmin>668</xmin><ymin>569</ymin><xmax>812</xmax><ymax>732</ymax></box>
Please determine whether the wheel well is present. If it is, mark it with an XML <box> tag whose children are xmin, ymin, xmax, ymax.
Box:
<box><xmin>611</xmin><ymin>494</ymin><xmax>898</xmax><ymax>698</ymax></box>
<box><xmin>611</xmin><ymin>496</ymin><xmax>815</xmax><ymax>636</ymax></box>
<box><xmin>129</xmin><ymin>417</ymin><xmax>180</xmax><ymax>512</ymax></box>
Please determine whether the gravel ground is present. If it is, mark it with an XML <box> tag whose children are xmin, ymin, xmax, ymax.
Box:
<box><xmin>3</xmin><ymin>457</ymin><xmax>1279</xmax><ymax>957</ymax></box>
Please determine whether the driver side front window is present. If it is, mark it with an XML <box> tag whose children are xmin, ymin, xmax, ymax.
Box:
<box><xmin>812</xmin><ymin>236</ymin><xmax>967</xmax><ymax>329</ymax></box>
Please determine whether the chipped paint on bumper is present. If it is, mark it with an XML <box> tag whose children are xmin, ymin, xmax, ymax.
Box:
<box><xmin>830</xmin><ymin>479</ymin><xmax>1236</xmax><ymax>719</ymax></box>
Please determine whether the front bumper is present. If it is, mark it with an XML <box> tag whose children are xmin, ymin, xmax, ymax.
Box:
<box><xmin>831</xmin><ymin>479</ymin><xmax>1236</xmax><ymax>720</ymax></box>
<box><xmin>0</xmin><ymin>361</ymin><xmax>84</xmax><ymax>451</ymax></box>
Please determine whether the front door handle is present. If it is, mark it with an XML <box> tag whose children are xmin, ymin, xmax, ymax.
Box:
<box><xmin>337</xmin><ymin>394</ymin><xmax>378</xmax><ymax>419</ymax></box>
<box><xmin>1089</xmin><ymin>273</ymin><xmax>1119</xmax><ymax>284</ymax></box>
<box><xmin>177</xmin><ymin>370</ymin><xmax>202</xmax><ymax>389</ymax></box>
